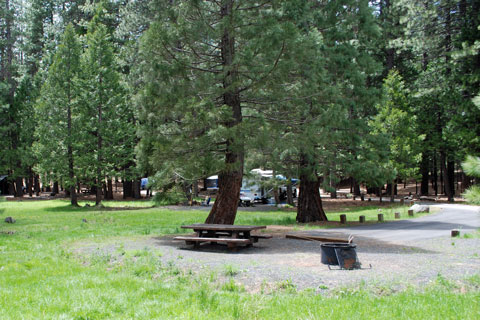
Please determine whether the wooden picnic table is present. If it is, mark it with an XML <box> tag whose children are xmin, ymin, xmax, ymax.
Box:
<box><xmin>174</xmin><ymin>223</ymin><xmax>271</xmax><ymax>251</ymax></box>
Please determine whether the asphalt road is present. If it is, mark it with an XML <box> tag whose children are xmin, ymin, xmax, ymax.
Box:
<box><xmin>316</xmin><ymin>203</ymin><xmax>480</xmax><ymax>242</ymax></box>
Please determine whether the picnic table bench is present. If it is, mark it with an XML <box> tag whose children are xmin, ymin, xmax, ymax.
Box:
<box><xmin>174</xmin><ymin>223</ymin><xmax>272</xmax><ymax>251</ymax></box>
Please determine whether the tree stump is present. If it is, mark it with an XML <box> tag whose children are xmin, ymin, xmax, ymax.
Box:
<box><xmin>394</xmin><ymin>212</ymin><xmax>401</xmax><ymax>219</ymax></box>
<box><xmin>451</xmin><ymin>229</ymin><xmax>460</xmax><ymax>237</ymax></box>
<box><xmin>378</xmin><ymin>213</ymin><xmax>384</xmax><ymax>222</ymax></box>
<box><xmin>408</xmin><ymin>209</ymin><xmax>414</xmax><ymax>217</ymax></box>
<box><xmin>340</xmin><ymin>214</ymin><xmax>347</xmax><ymax>224</ymax></box>
<box><xmin>359</xmin><ymin>215</ymin><xmax>365</xmax><ymax>223</ymax></box>
<box><xmin>400</xmin><ymin>199</ymin><xmax>405</xmax><ymax>205</ymax></box>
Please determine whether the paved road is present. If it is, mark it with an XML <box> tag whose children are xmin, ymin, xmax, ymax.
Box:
<box><xmin>315</xmin><ymin>203</ymin><xmax>480</xmax><ymax>242</ymax></box>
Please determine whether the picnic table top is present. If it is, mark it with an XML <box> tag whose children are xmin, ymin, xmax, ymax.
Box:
<box><xmin>181</xmin><ymin>223</ymin><xmax>266</xmax><ymax>232</ymax></box>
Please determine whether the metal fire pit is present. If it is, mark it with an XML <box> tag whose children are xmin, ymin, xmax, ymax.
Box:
<box><xmin>321</xmin><ymin>242</ymin><xmax>361</xmax><ymax>270</ymax></box>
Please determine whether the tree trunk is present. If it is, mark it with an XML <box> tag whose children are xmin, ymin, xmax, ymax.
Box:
<box><xmin>106</xmin><ymin>178</ymin><xmax>113</xmax><ymax>200</ymax></box>
<box><xmin>447</xmin><ymin>160</ymin><xmax>455</xmax><ymax>201</ymax></box>
<box><xmin>123</xmin><ymin>180</ymin><xmax>133</xmax><ymax>199</ymax></box>
<box><xmin>420</xmin><ymin>152</ymin><xmax>429</xmax><ymax>195</ymax></box>
<box><xmin>296</xmin><ymin>174</ymin><xmax>328</xmax><ymax>223</ymax></box>
<box><xmin>205</xmin><ymin>164</ymin><xmax>243</xmax><ymax>224</ymax></box>
<box><xmin>14</xmin><ymin>177</ymin><xmax>23</xmax><ymax>197</ymax></box>
<box><xmin>204</xmin><ymin>0</ymin><xmax>244</xmax><ymax>225</ymax></box>
<box><xmin>34</xmin><ymin>174</ymin><xmax>40</xmax><ymax>196</ymax></box>
<box><xmin>433</xmin><ymin>152</ymin><xmax>438</xmax><ymax>195</ymax></box>
<box><xmin>27</xmin><ymin>168</ymin><xmax>33</xmax><ymax>197</ymax></box>
<box><xmin>133</xmin><ymin>178</ymin><xmax>141</xmax><ymax>199</ymax></box>
<box><xmin>286</xmin><ymin>181</ymin><xmax>294</xmax><ymax>206</ymax></box>
<box><xmin>192</xmin><ymin>181</ymin><xmax>199</xmax><ymax>198</ymax></box>
<box><xmin>352</xmin><ymin>178</ymin><xmax>361</xmax><ymax>196</ymax></box>
<box><xmin>441</xmin><ymin>151</ymin><xmax>454</xmax><ymax>202</ymax></box>
<box><xmin>390</xmin><ymin>181</ymin><xmax>395</xmax><ymax>202</ymax></box>
<box><xmin>330</xmin><ymin>189</ymin><xmax>337</xmax><ymax>199</ymax></box>
<box><xmin>53</xmin><ymin>181</ymin><xmax>59</xmax><ymax>194</ymax></box>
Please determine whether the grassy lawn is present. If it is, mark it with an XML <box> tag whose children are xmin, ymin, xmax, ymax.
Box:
<box><xmin>0</xmin><ymin>200</ymin><xmax>478</xmax><ymax>319</ymax></box>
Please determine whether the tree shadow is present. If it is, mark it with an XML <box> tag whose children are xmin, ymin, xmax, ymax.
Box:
<box><xmin>151</xmin><ymin>234</ymin><xmax>437</xmax><ymax>255</ymax></box>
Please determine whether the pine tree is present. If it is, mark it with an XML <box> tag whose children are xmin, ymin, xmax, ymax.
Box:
<box><xmin>78</xmin><ymin>9</ymin><xmax>123</xmax><ymax>206</ymax></box>
<box><xmin>35</xmin><ymin>24</ymin><xmax>82</xmax><ymax>205</ymax></box>
<box><xmin>137</xmin><ymin>0</ymin><xmax>309</xmax><ymax>224</ymax></box>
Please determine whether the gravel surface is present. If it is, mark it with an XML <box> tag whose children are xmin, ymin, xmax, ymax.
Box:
<box><xmin>74</xmin><ymin>205</ymin><xmax>480</xmax><ymax>293</ymax></box>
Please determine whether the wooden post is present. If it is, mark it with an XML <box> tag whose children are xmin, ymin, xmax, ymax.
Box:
<box><xmin>394</xmin><ymin>212</ymin><xmax>401</xmax><ymax>219</ymax></box>
<box><xmin>451</xmin><ymin>229</ymin><xmax>460</xmax><ymax>237</ymax></box>
<box><xmin>408</xmin><ymin>209</ymin><xmax>414</xmax><ymax>217</ymax></box>
<box><xmin>378</xmin><ymin>213</ymin><xmax>384</xmax><ymax>222</ymax></box>
<box><xmin>400</xmin><ymin>198</ymin><xmax>404</xmax><ymax>205</ymax></box>
<box><xmin>359</xmin><ymin>215</ymin><xmax>365</xmax><ymax>223</ymax></box>
<box><xmin>340</xmin><ymin>214</ymin><xmax>347</xmax><ymax>224</ymax></box>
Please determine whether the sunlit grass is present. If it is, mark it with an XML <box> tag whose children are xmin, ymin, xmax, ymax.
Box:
<box><xmin>0</xmin><ymin>200</ymin><xmax>477</xmax><ymax>319</ymax></box>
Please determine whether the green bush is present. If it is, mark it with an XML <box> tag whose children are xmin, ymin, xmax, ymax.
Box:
<box><xmin>463</xmin><ymin>185</ymin><xmax>480</xmax><ymax>205</ymax></box>
<box><xmin>153</xmin><ymin>187</ymin><xmax>186</xmax><ymax>206</ymax></box>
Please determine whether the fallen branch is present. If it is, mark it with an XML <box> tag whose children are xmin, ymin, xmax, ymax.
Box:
<box><xmin>285</xmin><ymin>234</ymin><xmax>350</xmax><ymax>243</ymax></box>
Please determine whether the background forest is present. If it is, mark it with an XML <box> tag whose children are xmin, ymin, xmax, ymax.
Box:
<box><xmin>0</xmin><ymin>0</ymin><xmax>479</xmax><ymax>221</ymax></box>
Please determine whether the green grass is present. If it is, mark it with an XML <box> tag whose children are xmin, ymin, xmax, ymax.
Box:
<box><xmin>0</xmin><ymin>200</ymin><xmax>478</xmax><ymax>319</ymax></box>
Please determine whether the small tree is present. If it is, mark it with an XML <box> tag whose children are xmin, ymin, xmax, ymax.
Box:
<box><xmin>462</xmin><ymin>156</ymin><xmax>480</xmax><ymax>204</ymax></box>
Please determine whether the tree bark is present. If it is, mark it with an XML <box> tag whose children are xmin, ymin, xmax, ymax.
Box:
<box><xmin>433</xmin><ymin>152</ymin><xmax>438</xmax><ymax>196</ymax></box>
<box><xmin>106</xmin><ymin>178</ymin><xmax>113</xmax><ymax>200</ymax></box>
<box><xmin>420</xmin><ymin>152</ymin><xmax>429</xmax><ymax>195</ymax></box>
<box><xmin>205</xmin><ymin>163</ymin><xmax>243</xmax><ymax>224</ymax></box>
<box><xmin>352</xmin><ymin>178</ymin><xmax>361</xmax><ymax>196</ymax></box>
<box><xmin>441</xmin><ymin>151</ymin><xmax>454</xmax><ymax>202</ymax></box>
<box><xmin>53</xmin><ymin>181</ymin><xmax>59</xmax><ymax>194</ymax></box>
<box><xmin>133</xmin><ymin>178</ymin><xmax>141</xmax><ymax>199</ymax></box>
<box><xmin>286</xmin><ymin>181</ymin><xmax>294</xmax><ymax>206</ymax></box>
<box><xmin>123</xmin><ymin>179</ymin><xmax>133</xmax><ymax>198</ymax></box>
<box><xmin>15</xmin><ymin>177</ymin><xmax>23</xmax><ymax>197</ymax></box>
<box><xmin>204</xmin><ymin>0</ymin><xmax>244</xmax><ymax>225</ymax></box>
<box><xmin>34</xmin><ymin>174</ymin><xmax>40</xmax><ymax>196</ymax></box>
<box><xmin>296</xmin><ymin>174</ymin><xmax>328</xmax><ymax>223</ymax></box>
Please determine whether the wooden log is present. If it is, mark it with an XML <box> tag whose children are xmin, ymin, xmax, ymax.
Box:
<box><xmin>359</xmin><ymin>215</ymin><xmax>365</xmax><ymax>223</ymax></box>
<box><xmin>378</xmin><ymin>213</ymin><xmax>384</xmax><ymax>222</ymax></box>
<box><xmin>285</xmin><ymin>234</ymin><xmax>349</xmax><ymax>243</ymax></box>
<box><xmin>408</xmin><ymin>209</ymin><xmax>414</xmax><ymax>217</ymax></box>
<box><xmin>340</xmin><ymin>214</ymin><xmax>347</xmax><ymax>224</ymax></box>
<box><xmin>451</xmin><ymin>229</ymin><xmax>460</xmax><ymax>237</ymax></box>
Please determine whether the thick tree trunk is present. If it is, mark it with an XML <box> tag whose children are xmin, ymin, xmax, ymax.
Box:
<box><xmin>296</xmin><ymin>175</ymin><xmax>328</xmax><ymax>223</ymax></box>
<box><xmin>123</xmin><ymin>180</ymin><xmax>133</xmax><ymax>198</ymax></box>
<box><xmin>133</xmin><ymin>178</ymin><xmax>141</xmax><ymax>199</ymax></box>
<box><xmin>205</xmin><ymin>163</ymin><xmax>243</xmax><ymax>224</ymax></box>
<box><xmin>53</xmin><ymin>181</ymin><xmax>59</xmax><ymax>194</ymax></box>
<box><xmin>204</xmin><ymin>0</ymin><xmax>244</xmax><ymax>225</ymax></box>
<box><xmin>106</xmin><ymin>178</ymin><xmax>113</xmax><ymax>200</ymax></box>
<box><xmin>15</xmin><ymin>177</ymin><xmax>23</xmax><ymax>197</ymax></box>
<box><xmin>352</xmin><ymin>178</ymin><xmax>361</xmax><ymax>196</ymax></box>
